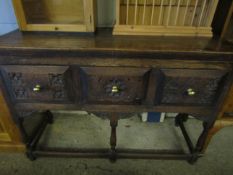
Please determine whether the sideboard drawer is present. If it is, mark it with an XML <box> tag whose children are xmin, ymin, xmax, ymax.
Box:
<box><xmin>77</xmin><ymin>67</ymin><xmax>151</xmax><ymax>105</ymax></box>
<box><xmin>0</xmin><ymin>66</ymin><xmax>71</xmax><ymax>103</ymax></box>
<box><xmin>159</xmin><ymin>69</ymin><xmax>228</xmax><ymax>106</ymax></box>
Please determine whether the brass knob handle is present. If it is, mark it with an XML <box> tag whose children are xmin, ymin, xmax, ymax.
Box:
<box><xmin>187</xmin><ymin>88</ymin><xmax>196</xmax><ymax>96</ymax></box>
<box><xmin>111</xmin><ymin>85</ymin><xmax>119</xmax><ymax>93</ymax></box>
<box><xmin>33</xmin><ymin>85</ymin><xmax>41</xmax><ymax>92</ymax></box>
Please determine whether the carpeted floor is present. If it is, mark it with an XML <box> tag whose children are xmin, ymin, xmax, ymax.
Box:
<box><xmin>0</xmin><ymin>113</ymin><xmax>232</xmax><ymax>175</ymax></box>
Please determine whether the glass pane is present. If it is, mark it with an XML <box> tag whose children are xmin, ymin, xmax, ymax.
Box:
<box><xmin>22</xmin><ymin>0</ymin><xmax>84</xmax><ymax>24</ymax></box>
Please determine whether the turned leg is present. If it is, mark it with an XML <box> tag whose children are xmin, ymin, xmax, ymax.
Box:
<box><xmin>109</xmin><ymin>114</ymin><xmax>118</xmax><ymax>161</ymax></box>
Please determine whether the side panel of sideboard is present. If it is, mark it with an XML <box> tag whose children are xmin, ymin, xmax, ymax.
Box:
<box><xmin>202</xmin><ymin>84</ymin><xmax>233</xmax><ymax>153</ymax></box>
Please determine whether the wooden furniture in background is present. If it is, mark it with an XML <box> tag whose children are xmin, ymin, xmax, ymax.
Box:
<box><xmin>0</xmin><ymin>89</ymin><xmax>25</xmax><ymax>152</ymax></box>
<box><xmin>220</xmin><ymin>3</ymin><xmax>233</xmax><ymax>41</ymax></box>
<box><xmin>212</xmin><ymin>0</ymin><xmax>233</xmax><ymax>40</ymax></box>
<box><xmin>12</xmin><ymin>0</ymin><xmax>96</xmax><ymax>32</ymax></box>
<box><xmin>114</xmin><ymin>0</ymin><xmax>219</xmax><ymax>36</ymax></box>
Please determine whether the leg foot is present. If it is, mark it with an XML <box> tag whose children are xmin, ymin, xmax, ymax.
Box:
<box><xmin>44</xmin><ymin>110</ymin><xmax>54</xmax><ymax>124</ymax></box>
<box><xmin>188</xmin><ymin>152</ymin><xmax>200</xmax><ymax>164</ymax></box>
<box><xmin>109</xmin><ymin>149</ymin><xmax>117</xmax><ymax>163</ymax></box>
<box><xmin>109</xmin><ymin>114</ymin><xmax>118</xmax><ymax>162</ymax></box>
<box><xmin>26</xmin><ymin>151</ymin><xmax>37</xmax><ymax>161</ymax></box>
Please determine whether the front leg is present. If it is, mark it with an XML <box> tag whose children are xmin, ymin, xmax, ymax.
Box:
<box><xmin>109</xmin><ymin>114</ymin><xmax>118</xmax><ymax>162</ymax></box>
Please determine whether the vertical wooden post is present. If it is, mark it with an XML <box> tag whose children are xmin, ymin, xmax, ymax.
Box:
<box><xmin>134</xmin><ymin>0</ymin><xmax>138</xmax><ymax>25</ymax></box>
<box><xmin>126</xmin><ymin>0</ymin><xmax>129</xmax><ymax>25</ymax></box>
<box><xmin>142</xmin><ymin>0</ymin><xmax>147</xmax><ymax>24</ymax></box>
<box><xmin>174</xmin><ymin>0</ymin><xmax>181</xmax><ymax>25</ymax></box>
<box><xmin>150</xmin><ymin>0</ymin><xmax>155</xmax><ymax>25</ymax></box>
<box><xmin>158</xmin><ymin>0</ymin><xmax>164</xmax><ymax>25</ymax></box>
<box><xmin>83</xmin><ymin>0</ymin><xmax>95</xmax><ymax>32</ymax></box>
<box><xmin>206</xmin><ymin>0</ymin><xmax>220</xmax><ymax>26</ymax></box>
<box><xmin>198</xmin><ymin>0</ymin><xmax>207</xmax><ymax>26</ymax></box>
<box><xmin>109</xmin><ymin>114</ymin><xmax>118</xmax><ymax>161</ymax></box>
<box><xmin>166</xmin><ymin>0</ymin><xmax>173</xmax><ymax>26</ymax></box>
<box><xmin>12</xmin><ymin>0</ymin><xmax>28</xmax><ymax>30</ymax></box>
<box><xmin>110</xmin><ymin>114</ymin><xmax>118</xmax><ymax>151</ymax></box>
<box><xmin>191</xmin><ymin>0</ymin><xmax>199</xmax><ymax>26</ymax></box>
<box><xmin>116</xmin><ymin>0</ymin><xmax>121</xmax><ymax>25</ymax></box>
<box><xmin>183</xmin><ymin>0</ymin><xmax>190</xmax><ymax>26</ymax></box>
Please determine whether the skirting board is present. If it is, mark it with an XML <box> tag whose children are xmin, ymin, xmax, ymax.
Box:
<box><xmin>113</xmin><ymin>25</ymin><xmax>213</xmax><ymax>37</ymax></box>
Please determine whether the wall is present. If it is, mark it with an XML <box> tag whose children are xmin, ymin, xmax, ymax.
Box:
<box><xmin>0</xmin><ymin>0</ymin><xmax>18</xmax><ymax>35</ymax></box>
<box><xmin>97</xmin><ymin>0</ymin><xmax>116</xmax><ymax>27</ymax></box>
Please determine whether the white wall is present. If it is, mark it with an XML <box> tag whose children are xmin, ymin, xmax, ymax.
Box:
<box><xmin>0</xmin><ymin>0</ymin><xmax>18</xmax><ymax>35</ymax></box>
<box><xmin>97</xmin><ymin>0</ymin><xmax>115</xmax><ymax>27</ymax></box>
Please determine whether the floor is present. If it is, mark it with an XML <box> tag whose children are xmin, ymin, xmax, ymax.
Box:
<box><xmin>0</xmin><ymin>112</ymin><xmax>233</xmax><ymax>175</ymax></box>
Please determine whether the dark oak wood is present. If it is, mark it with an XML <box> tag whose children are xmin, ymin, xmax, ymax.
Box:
<box><xmin>0</xmin><ymin>66</ymin><xmax>70</xmax><ymax>103</ymax></box>
<box><xmin>159</xmin><ymin>69</ymin><xmax>228</xmax><ymax>106</ymax></box>
<box><xmin>109</xmin><ymin>114</ymin><xmax>118</xmax><ymax>161</ymax></box>
<box><xmin>212</xmin><ymin>0</ymin><xmax>233</xmax><ymax>40</ymax></box>
<box><xmin>220</xmin><ymin>3</ymin><xmax>233</xmax><ymax>41</ymax></box>
<box><xmin>202</xmin><ymin>84</ymin><xmax>233</xmax><ymax>153</ymax></box>
<box><xmin>78</xmin><ymin>67</ymin><xmax>150</xmax><ymax>105</ymax></box>
<box><xmin>0</xmin><ymin>29</ymin><xmax>232</xmax><ymax>162</ymax></box>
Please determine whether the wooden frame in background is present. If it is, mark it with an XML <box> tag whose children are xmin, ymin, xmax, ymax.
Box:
<box><xmin>0</xmin><ymin>90</ymin><xmax>25</xmax><ymax>152</ymax></box>
<box><xmin>12</xmin><ymin>0</ymin><xmax>96</xmax><ymax>32</ymax></box>
<box><xmin>113</xmin><ymin>0</ymin><xmax>220</xmax><ymax>37</ymax></box>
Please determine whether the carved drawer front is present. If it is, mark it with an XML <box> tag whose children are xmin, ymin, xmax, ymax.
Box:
<box><xmin>158</xmin><ymin>69</ymin><xmax>228</xmax><ymax>106</ymax></box>
<box><xmin>77</xmin><ymin>67</ymin><xmax>150</xmax><ymax>105</ymax></box>
<box><xmin>1</xmin><ymin>66</ymin><xmax>71</xmax><ymax>103</ymax></box>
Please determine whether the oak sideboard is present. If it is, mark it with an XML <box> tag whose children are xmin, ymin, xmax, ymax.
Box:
<box><xmin>0</xmin><ymin>29</ymin><xmax>232</xmax><ymax>163</ymax></box>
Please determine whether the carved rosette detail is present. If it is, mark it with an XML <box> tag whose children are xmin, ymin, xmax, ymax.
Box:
<box><xmin>8</xmin><ymin>72</ymin><xmax>28</xmax><ymax>99</ymax></box>
<box><xmin>14</xmin><ymin>87</ymin><xmax>28</xmax><ymax>99</ymax></box>
<box><xmin>105</xmin><ymin>79</ymin><xmax>126</xmax><ymax>97</ymax></box>
<box><xmin>53</xmin><ymin>90</ymin><xmax>66</xmax><ymax>99</ymax></box>
<box><xmin>8</xmin><ymin>72</ymin><xmax>22</xmax><ymax>85</ymax></box>
<box><xmin>49</xmin><ymin>74</ymin><xmax>64</xmax><ymax>87</ymax></box>
<box><xmin>199</xmin><ymin>77</ymin><xmax>221</xmax><ymax>104</ymax></box>
<box><xmin>7</xmin><ymin>72</ymin><xmax>67</xmax><ymax>101</ymax></box>
<box><xmin>49</xmin><ymin>74</ymin><xmax>66</xmax><ymax>100</ymax></box>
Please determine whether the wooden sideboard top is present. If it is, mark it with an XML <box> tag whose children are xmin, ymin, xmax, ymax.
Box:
<box><xmin>0</xmin><ymin>29</ymin><xmax>232</xmax><ymax>54</ymax></box>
